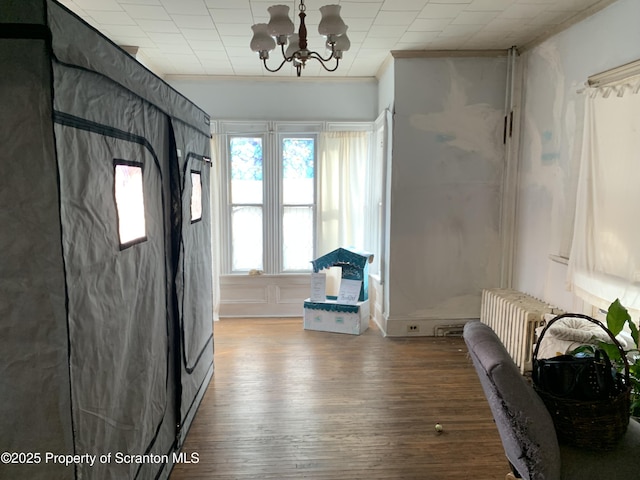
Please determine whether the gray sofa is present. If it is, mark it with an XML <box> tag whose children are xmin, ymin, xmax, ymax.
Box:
<box><xmin>463</xmin><ymin>320</ymin><xmax>640</xmax><ymax>480</ymax></box>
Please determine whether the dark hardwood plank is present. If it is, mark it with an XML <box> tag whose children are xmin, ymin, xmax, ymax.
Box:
<box><xmin>170</xmin><ymin>318</ymin><xmax>509</xmax><ymax>479</ymax></box>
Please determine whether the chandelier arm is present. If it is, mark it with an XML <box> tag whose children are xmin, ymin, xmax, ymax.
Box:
<box><xmin>262</xmin><ymin>56</ymin><xmax>291</xmax><ymax>73</ymax></box>
<box><xmin>307</xmin><ymin>51</ymin><xmax>340</xmax><ymax>72</ymax></box>
<box><xmin>307</xmin><ymin>47</ymin><xmax>336</xmax><ymax>63</ymax></box>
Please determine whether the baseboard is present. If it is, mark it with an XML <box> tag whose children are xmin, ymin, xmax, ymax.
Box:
<box><xmin>384</xmin><ymin>317</ymin><xmax>478</xmax><ymax>337</ymax></box>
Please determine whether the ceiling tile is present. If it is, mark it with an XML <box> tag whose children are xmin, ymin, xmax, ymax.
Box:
<box><xmin>418</xmin><ymin>3</ymin><xmax>467</xmax><ymax>19</ymax></box>
<box><xmin>346</xmin><ymin>17</ymin><xmax>376</xmax><ymax>31</ymax></box>
<box><xmin>194</xmin><ymin>50</ymin><xmax>230</xmax><ymax>60</ymax></box>
<box><xmin>136</xmin><ymin>19</ymin><xmax>180</xmax><ymax>33</ymax></box>
<box><xmin>221</xmin><ymin>36</ymin><xmax>251</xmax><ymax>47</ymax></box>
<box><xmin>122</xmin><ymin>4</ymin><xmax>171</xmax><ymax>20</ymax></box>
<box><xmin>366</xmin><ymin>25</ymin><xmax>408</xmax><ymax>37</ymax></box>
<box><xmin>171</xmin><ymin>14</ymin><xmax>215</xmax><ymax>29</ymax></box>
<box><xmin>215</xmin><ymin>23</ymin><xmax>252</xmax><ymax>36</ymax></box>
<box><xmin>398</xmin><ymin>30</ymin><xmax>439</xmax><ymax>43</ymax></box>
<box><xmin>451</xmin><ymin>11</ymin><xmax>499</xmax><ymax>24</ymax></box>
<box><xmin>145</xmin><ymin>31</ymin><xmax>190</xmax><ymax>45</ymax></box>
<box><xmin>498</xmin><ymin>4</ymin><xmax>547</xmax><ymax>18</ymax></box>
<box><xmin>181</xmin><ymin>28</ymin><xmax>222</xmax><ymax>41</ymax></box>
<box><xmin>362</xmin><ymin>37</ymin><xmax>401</xmax><ymax>48</ymax></box>
<box><xmin>339</xmin><ymin>2</ymin><xmax>383</xmax><ymax>18</ymax></box>
<box><xmin>547</xmin><ymin>0</ymin><xmax>593</xmax><ymax>10</ymax></box>
<box><xmin>527</xmin><ymin>11</ymin><xmax>566</xmax><ymax>25</ymax></box>
<box><xmin>209</xmin><ymin>8</ymin><xmax>252</xmax><ymax>23</ymax></box>
<box><xmin>84</xmin><ymin>10</ymin><xmax>136</xmax><ymax>24</ymax></box>
<box><xmin>103</xmin><ymin>25</ymin><xmax>150</xmax><ymax>37</ymax></box>
<box><xmin>71</xmin><ymin>0</ymin><xmax>123</xmax><ymax>11</ymax></box>
<box><xmin>466</xmin><ymin>0</ymin><xmax>513</xmax><ymax>11</ymax></box>
<box><xmin>441</xmin><ymin>23</ymin><xmax>483</xmax><ymax>36</ymax></box>
<box><xmin>381</xmin><ymin>0</ymin><xmax>428</xmax><ymax>11</ymax></box>
<box><xmin>374</xmin><ymin>11</ymin><xmax>419</xmax><ymax>25</ymax></box>
<box><xmin>160</xmin><ymin>0</ymin><xmax>209</xmax><ymax>15</ymax></box>
<box><xmin>408</xmin><ymin>18</ymin><xmax>451</xmax><ymax>31</ymax></box>
<box><xmin>116</xmin><ymin>0</ymin><xmax>161</xmax><ymax>4</ymax></box>
<box><xmin>207</xmin><ymin>0</ymin><xmax>251</xmax><ymax>9</ymax></box>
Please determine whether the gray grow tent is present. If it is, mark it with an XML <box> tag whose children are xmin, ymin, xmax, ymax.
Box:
<box><xmin>0</xmin><ymin>1</ymin><xmax>214</xmax><ymax>479</ymax></box>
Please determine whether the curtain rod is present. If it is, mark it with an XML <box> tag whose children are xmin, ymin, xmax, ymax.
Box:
<box><xmin>587</xmin><ymin>58</ymin><xmax>640</xmax><ymax>87</ymax></box>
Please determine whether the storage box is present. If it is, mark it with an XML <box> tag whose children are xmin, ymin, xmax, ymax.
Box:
<box><xmin>303</xmin><ymin>297</ymin><xmax>369</xmax><ymax>335</ymax></box>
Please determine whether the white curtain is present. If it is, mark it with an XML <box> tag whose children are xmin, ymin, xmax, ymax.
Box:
<box><xmin>210</xmin><ymin>134</ymin><xmax>222</xmax><ymax>320</ymax></box>
<box><xmin>317</xmin><ymin>131</ymin><xmax>370</xmax><ymax>295</ymax></box>
<box><xmin>568</xmin><ymin>76</ymin><xmax>640</xmax><ymax>312</ymax></box>
<box><xmin>317</xmin><ymin>131</ymin><xmax>370</xmax><ymax>255</ymax></box>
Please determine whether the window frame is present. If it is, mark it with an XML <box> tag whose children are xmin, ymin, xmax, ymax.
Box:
<box><xmin>220</xmin><ymin>121</ymin><xmax>321</xmax><ymax>275</ymax></box>
<box><xmin>278</xmin><ymin>132</ymin><xmax>318</xmax><ymax>273</ymax></box>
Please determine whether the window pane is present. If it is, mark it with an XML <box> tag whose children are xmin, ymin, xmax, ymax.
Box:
<box><xmin>232</xmin><ymin>206</ymin><xmax>263</xmax><ymax>271</ymax></box>
<box><xmin>114</xmin><ymin>163</ymin><xmax>146</xmax><ymax>246</ymax></box>
<box><xmin>283</xmin><ymin>138</ymin><xmax>314</xmax><ymax>205</ymax></box>
<box><xmin>191</xmin><ymin>171</ymin><xmax>202</xmax><ymax>222</ymax></box>
<box><xmin>230</xmin><ymin>137</ymin><xmax>263</xmax><ymax>204</ymax></box>
<box><xmin>283</xmin><ymin>206</ymin><xmax>313</xmax><ymax>271</ymax></box>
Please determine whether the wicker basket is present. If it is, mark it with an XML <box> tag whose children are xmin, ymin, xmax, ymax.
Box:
<box><xmin>532</xmin><ymin>313</ymin><xmax>631</xmax><ymax>450</ymax></box>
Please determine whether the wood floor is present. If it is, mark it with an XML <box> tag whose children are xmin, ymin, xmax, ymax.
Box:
<box><xmin>169</xmin><ymin>318</ymin><xmax>510</xmax><ymax>480</ymax></box>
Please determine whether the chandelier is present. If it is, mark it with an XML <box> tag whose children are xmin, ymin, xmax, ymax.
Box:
<box><xmin>250</xmin><ymin>1</ymin><xmax>350</xmax><ymax>77</ymax></box>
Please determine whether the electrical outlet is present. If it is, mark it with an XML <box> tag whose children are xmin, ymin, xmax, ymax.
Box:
<box><xmin>407</xmin><ymin>325</ymin><xmax>419</xmax><ymax>333</ymax></box>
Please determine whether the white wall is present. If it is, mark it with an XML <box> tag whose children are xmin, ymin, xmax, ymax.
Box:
<box><xmin>514</xmin><ymin>0</ymin><xmax>640</xmax><ymax>313</ymax></box>
<box><xmin>377</xmin><ymin>60</ymin><xmax>395</xmax><ymax>115</ymax></box>
<box><xmin>167</xmin><ymin>76</ymin><xmax>378</xmax><ymax>122</ymax></box>
<box><xmin>385</xmin><ymin>55</ymin><xmax>507</xmax><ymax>336</ymax></box>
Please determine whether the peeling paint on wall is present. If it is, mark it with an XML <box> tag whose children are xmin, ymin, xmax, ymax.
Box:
<box><xmin>408</xmin><ymin>62</ymin><xmax>503</xmax><ymax>163</ymax></box>
<box><xmin>388</xmin><ymin>56</ymin><xmax>506</xmax><ymax>322</ymax></box>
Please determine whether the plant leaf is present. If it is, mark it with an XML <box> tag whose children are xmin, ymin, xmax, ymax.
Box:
<box><xmin>607</xmin><ymin>298</ymin><xmax>630</xmax><ymax>337</ymax></box>
<box><xmin>569</xmin><ymin>344</ymin><xmax>596</xmax><ymax>356</ymax></box>
<box><xmin>598</xmin><ymin>341</ymin><xmax>623</xmax><ymax>364</ymax></box>
<box><xmin>630</xmin><ymin>320</ymin><xmax>639</xmax><ymax>348</ymax></box>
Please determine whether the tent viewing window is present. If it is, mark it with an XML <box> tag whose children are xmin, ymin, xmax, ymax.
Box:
<box><xmin>191</xmin><ymin>170</ymin><xmax>202</xmax><ymax>223</ymax></box>
<box><xmin>114</xmin><ymin>160</ymin><xmax>147</xmax><ymax>248</ymax></box>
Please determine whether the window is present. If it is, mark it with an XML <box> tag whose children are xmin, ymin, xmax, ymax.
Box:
<box><xmin>114</xmin><ymin>160</ymin><xmax>146</xmax><ymax>248</ymax></box>
<box><xmin>281</xmin><ymin>137</ymin><xmax>315</xmax><ymax>271</ymax></box>
<box><xmin>219</xmin><ymin>121</ymin><xmax>375</xmax><ymax>277</ymax></box>
<box><xmin>223</xmin><ymin>124</ymin><xmax>317</xmax><ymax>274</ymax></box>
<box><xmin>190</xmin><ymin>170</ymin><xmax>203</xmax><ymax>223</ymax></box>
<box><xmin>568</xmin><ymin>70</ymin><xmax>640</xmax><ymax>312</ymax></box>
<box><xmin>229</xmin><ymin>136</ymin><xmax>264</xmax><ymax>271</ymax></box>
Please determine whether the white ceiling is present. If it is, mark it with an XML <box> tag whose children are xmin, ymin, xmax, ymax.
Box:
<box><xmin>58</xmin><ymin>0</ymin><xmax>615</xmax><ymax>78</ymax></box>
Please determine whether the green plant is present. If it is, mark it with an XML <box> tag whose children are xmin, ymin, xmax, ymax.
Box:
<box><xmin>575</xmin><ymin>299</ymin><xmax>640</xmax><ymax>416</ymax></box>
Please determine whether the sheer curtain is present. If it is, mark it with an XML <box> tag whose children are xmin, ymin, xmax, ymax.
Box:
<box><xmin>317</xmin><ymin>131</ymin><xmax>370</xmax><ymax>294</ymax></box>
<box><xmin>210</xmin><ymin>134</ymin><xmax>222</xmax><ymax>320</ymax></box>
<box><xmin>567</xmin><ymin>76</ymin><xmax>640</xmax><ymax>312</ymax></box>
<box><xmin>317</xmin><ymin>131</ymin><xmax>370</xmax><ymax>254</ymax></box>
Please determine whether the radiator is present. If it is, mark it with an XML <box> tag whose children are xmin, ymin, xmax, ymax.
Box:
<box><xmin>480</xmin><ymin>288</ymin><xmax>560</xmax><ymax>374</ymax></box>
